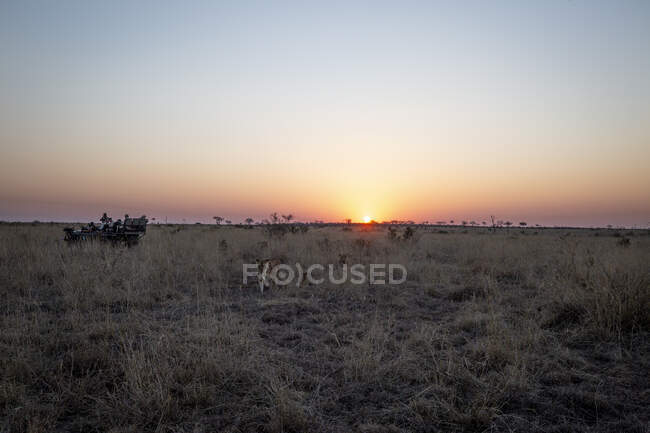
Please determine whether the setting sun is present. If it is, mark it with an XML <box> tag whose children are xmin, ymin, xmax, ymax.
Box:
<box><xmin>363</xmin><ymin>216</ymin><xmax>371</xmax><ymax>223</ymax></box>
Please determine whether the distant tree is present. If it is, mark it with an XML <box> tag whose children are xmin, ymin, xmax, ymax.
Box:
<box><xmin>213</xmin><ymin>216</ymin><xmax>224</xmax><ymax>225</ymax></box>
<box><xmin>269</xmin><ymin>213</ymin><xmax>280</xmax><ymax>224</ymax></box>
<box><xmin>245</xmin><ymin>218</ymin><xmax>254</xmax><ymax>226</ymax></box>
<box><xmin>519</xmin><ymin>222</ymin><xmax>527</xmax><ymax>227</ymax></box>
<box><xmin>450</xmin><ymin>220</ymin><xmax>454</xmax><ymax>225</ymax></box>
<box><xmin>469</xmin><ymin>221</ymin><xmax>477</xmax><ymax>226</ymax></box>
<box><xmin>461</xmin><ymin>220</ymin><xmax>468</xmax><ymax>226</ymax></box>
<box><xmin>482</xmin><ymin>221</ymin><xmax>487</xmax><ymax>226</ymax></box>
<box><xmin>504</xmin><ymin>221</ymin><xmax>513</xmax><ymax>229</ymax></box>
<box><xmin>282</xmin><ymin>214</ymin><xmax>294</xmax><ymax>223</ymax></box>
<box><xmin>225</xmin><ymin>220</ymin><xmax>232</xmax><ymax>225</ymax></box>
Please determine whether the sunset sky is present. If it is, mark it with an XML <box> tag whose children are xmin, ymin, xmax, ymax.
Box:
<box><xmin>1</xmin><ymin>1</ymin><xmax>649</xmax><ymax>226</ymax></box>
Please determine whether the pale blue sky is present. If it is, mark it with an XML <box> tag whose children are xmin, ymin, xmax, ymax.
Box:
<box><xmin>1</xmin><ymin>1</ymin><xmax>649</xmax><ymax>225</ymax></box>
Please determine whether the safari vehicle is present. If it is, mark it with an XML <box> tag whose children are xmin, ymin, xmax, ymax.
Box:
<box><xmin>64</xmin><ymin>213</ymin><xmax>148</xmax><ymax>245</ymax></box>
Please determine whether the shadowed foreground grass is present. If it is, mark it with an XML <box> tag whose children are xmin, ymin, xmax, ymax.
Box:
<box><xmin>0</xmin><ymin>223</ymin><xmax>648</xmax><ymax>432</ymax></box>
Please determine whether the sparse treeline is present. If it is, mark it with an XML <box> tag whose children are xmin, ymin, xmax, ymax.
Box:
<box><xmin>130</xmin><ymin>213</ymin><xmax>648</xmax><ymax>230</ymax></box>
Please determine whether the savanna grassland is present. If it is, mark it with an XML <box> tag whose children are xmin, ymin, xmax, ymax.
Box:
<box><xmin>1</xmin><ymin>222</ymin><xmax>648</xmax><ymax>433</ymax></box>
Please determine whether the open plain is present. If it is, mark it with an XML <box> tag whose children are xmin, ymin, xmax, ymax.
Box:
<box><xmin>1</xmin><ymin>223</ymin><xmax>648</xmax><ymax>432</ymax></box>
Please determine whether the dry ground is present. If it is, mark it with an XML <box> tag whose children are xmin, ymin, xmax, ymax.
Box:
<box><xmin>0</xmin><ymin>223</ymin><xmax>648</xmax><ymax>432</ymax></box>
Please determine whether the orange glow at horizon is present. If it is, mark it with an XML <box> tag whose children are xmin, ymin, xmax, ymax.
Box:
<box><xmin>1</xmin><ymin>145</ymin><xmax>649</xmax><ymax>226</ymax></box>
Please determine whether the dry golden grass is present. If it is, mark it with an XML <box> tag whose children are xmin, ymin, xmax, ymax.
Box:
<box><xmin>0</xmin><ymin>223</ymin><xmax>648</xmax><ymax>432</ymax></box>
